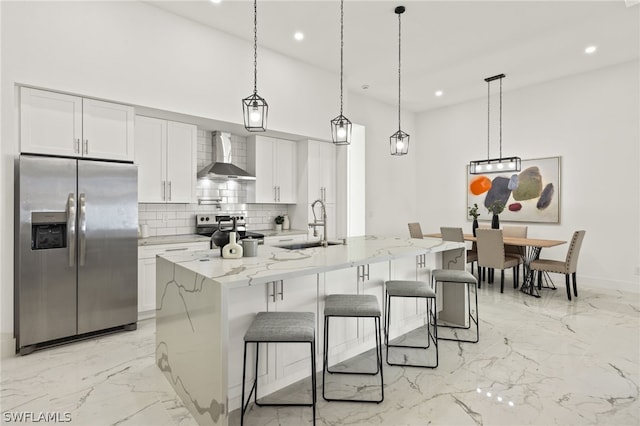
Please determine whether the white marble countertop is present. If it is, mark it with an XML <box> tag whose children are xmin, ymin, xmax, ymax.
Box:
<box><xmin>158</xmin><ymin>235</ymin><xmax>463</xmax><ymax>289</ymax></box>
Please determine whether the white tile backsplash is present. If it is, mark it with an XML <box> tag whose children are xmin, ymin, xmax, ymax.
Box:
<box><xmin>139</xmin><ymin>129</ymin><xmax>289</xmax><ymax>237</ymax></box>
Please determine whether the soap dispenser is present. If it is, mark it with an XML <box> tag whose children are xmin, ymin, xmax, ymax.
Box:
<box><xmin>222</xmin><ymin>218</ymin><xmax>243</xmax><ymax>259</ymax></box>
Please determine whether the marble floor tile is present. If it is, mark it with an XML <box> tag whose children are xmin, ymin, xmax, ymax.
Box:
<box><xmin>2</xmin><ymin>279</ymin><xmax>639</xmax><ymax>426</ymax></box>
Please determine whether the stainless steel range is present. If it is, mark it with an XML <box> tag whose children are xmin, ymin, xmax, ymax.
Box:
<box><xmin>195</xmin><ymin>214</ymin><xmax>264</xmax><ymax>253</ymax></box>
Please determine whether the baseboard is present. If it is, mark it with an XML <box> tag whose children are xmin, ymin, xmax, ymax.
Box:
<box><xmin>1</xmin><ymin>333</ymin><xmax>16</xmax><ymax>360</ymax></box>
<box><xmin>138</xmin><ymin>310</ymin><xmax>155</xmax><ymax>321</ymax></box>
<box><xmin>579</xmin><ymin>275</ymin><xmax>640</xmax><ymax>294</ymax></box>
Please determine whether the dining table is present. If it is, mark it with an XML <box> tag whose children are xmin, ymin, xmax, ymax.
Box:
<box><xmin>425</xmin><ymin>233</ymin><xmax>566</xmax><ymax>297</ymax></box>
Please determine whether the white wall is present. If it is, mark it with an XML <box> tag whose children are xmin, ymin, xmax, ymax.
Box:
<box><xmin>348</xmin><ymin>91</ymin><xmax>418</xmax><ymax>236</ymax></box>
<box><xmin>416</xmin><ymin>61</ymin><xmax>640</xmax><ymax>289</ymax></box>
<box><xmin>0</xmin><ymin>1</ymin><xmax>338</xmax><ymax>348</ymax></box>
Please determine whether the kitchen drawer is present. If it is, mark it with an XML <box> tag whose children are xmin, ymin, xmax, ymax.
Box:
<box><xmin>138</xmin><ymin>241</ymin><xmax>209</xmax><ymax>259</ymax></box>
<box><xmin>263</xmin><ymin>234</ymin><xmax>307</xmax><ymax>246</ymax></box>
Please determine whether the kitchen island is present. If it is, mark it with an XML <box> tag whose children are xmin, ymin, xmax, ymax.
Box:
<box><xmin>155</xmin><ymin>235</ymin><xmax>465</xmax><ymax>425</ymax></box>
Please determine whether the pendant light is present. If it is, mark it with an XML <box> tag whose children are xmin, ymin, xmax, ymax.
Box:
<box><xmin>242</xmin><ymin>0</ymin><xmax>268</xmax><ymax>132</ymax></box>
<box><xmin>390</xmin><ymin>6</ymin><xmax>409</xmax><ymax>156</ymax></box>
<box><xmin>330</xmin><ymin>0</ymin><xmax>352</xmax><ymax>145</ymax></box>
<box><xmin>469</xmin><ymin>74</ymin><xmax>521</xmax><ymax>174</ymax></box>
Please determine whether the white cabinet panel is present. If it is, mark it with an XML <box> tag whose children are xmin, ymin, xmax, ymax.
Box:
<box><xmin>20</xmin><ymin>87</ymin><xmax>134</xmax><ymax>161</ymax></box>
<box><xmin>247</xmin><ymin>136</ymin><xmax>297</xmax><ymax>204</ymax></box>
<box><xmin>166</xmin><ymin>121</ymin><xmax>197</xmax><ymax>203</ymax></box>
<box><xmin>135</xmin><ymin>116</ymin><xmax>166</xmax><ymax>203</ymax></box>
<box><xmin>135</xmin><ymin>116</ymin><xmax>196</xmax><ymax>204</ymax></box>
<box><xmin>20</xmin><ymin>88</ymin><xmax>82</xmax><ymax>157</ymax></box>
<box><xmin>82</xmin><ymin>98</ymin><xmax>134</xmax><ymax>161</ymax></box>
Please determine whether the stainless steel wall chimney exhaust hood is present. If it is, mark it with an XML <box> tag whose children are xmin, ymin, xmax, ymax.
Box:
<box><xmin>197</xmin><ymin>131</ymin><xmax>256</xmax><ymax>181</ymax></box>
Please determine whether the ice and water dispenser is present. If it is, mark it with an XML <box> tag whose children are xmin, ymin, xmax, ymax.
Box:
<box><xmin>31</xmin><ymin>212</ymin><xmax>67</xmax><ymax>250</ymax></box>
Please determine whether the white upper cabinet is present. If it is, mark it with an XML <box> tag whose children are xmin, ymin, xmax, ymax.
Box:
<box><xmin>308</xmin><ymin>140</ymin><xmax>336</xmax><ymax>204</ymax></box>
<box><xmin>20</xmin><ymin>87</ymin><xmax>134</xmax><ymax>161</ymax></box>
<box><xmin>135</xmin><ymin>116</ymin><xmax>196</xmax><ymax>204</ymax></box>
<box><xmin>247</xmin><ymin>135</ymin><xmax>297</xmax><ymax>204</ymax></box>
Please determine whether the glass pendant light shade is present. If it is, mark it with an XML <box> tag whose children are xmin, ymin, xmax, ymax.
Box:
<box><xmin>331</xmin><ymin>114</ymin><xmax>352</xmax><ymax>145</ymax></box>
<box><xmin>331</xmin><ymin>0</ymin><xmax>351</xmax><ymax>145</ymax></box>
<box><xmin>242</xmin><ymin>0</ymin><xmax>268</xmax><ymax>132</ymax></box>
<box><xmin>390</xmin><ymin>129</ymin><xmax>410</xmax><ymax>155</ymax></box>
<box><xmin>390</xmin><ymin>6</ymin><xmax>409</xmax><ymax>156</ymax></box>
<box><xmin>242</xmin><ymin>93</ymin><xmax>268</xmax><ymax>132</ymax></box>
<box><xmin>469</xmin><ymin>74</ymin><xmax>521</xmax><ymax>174</ymax></box>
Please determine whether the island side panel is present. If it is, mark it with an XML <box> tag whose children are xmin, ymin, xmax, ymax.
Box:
<box><xmin>155</xmin><ymin>256</ymin><xmax>228</xmax><ymax>426</ymax></box>
<box><xmin>439</xmin><ymin>247</ymin><xmax>469</xmax><ymax>326</ymax></box>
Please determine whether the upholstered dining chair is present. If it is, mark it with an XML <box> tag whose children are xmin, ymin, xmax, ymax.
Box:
<box><xmin>530</xmin><ymin>230</ymin><xmax>586</xmax><ymax>301</ymax></box>
<box><xmin>502</xmin><ymin>225</ymin><xmax>527</xmax><ymax>283</ymax></box>
<box><xmin>408</xmin><ymin>223</ymin><xmax>423</xmax><ymax>239</ymax></box>
<box><xmin>476</xmin><ymin>228</ymin><xmax>520</xmax><ymax>293</ymax></box>
<box><xmin>440</xmin><ymin>227</ymin><xmax>477</xmax><ymax>274</ymax></box>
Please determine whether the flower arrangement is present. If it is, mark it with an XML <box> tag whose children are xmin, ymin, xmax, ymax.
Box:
<box><xmin>274</xmin><ymin>215</ymin><xmax>285</xmax><ymax>225</ymax></box>
<box><xmin>487</xmin><ymin>200</ymin><xmax>506</xmax><ymax>215</ymax></box>
<box><xmin>468</xmin><ymin>203</ymin><xmax>480</xmax><ymax>219</ymax></box>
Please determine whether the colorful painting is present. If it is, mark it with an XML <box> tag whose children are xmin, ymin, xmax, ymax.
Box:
<box><xmin>467</xmin><ymin>156</ymin><xmax>560</xmax><ymax>223</ymax></box>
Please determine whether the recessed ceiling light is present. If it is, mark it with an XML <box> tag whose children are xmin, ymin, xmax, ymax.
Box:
<box><xmin>294</xmin><ymin>32</ymin><xmax>304</xmax><ymax>41</ymax></box>
<box><xmin>435</xmin><ymin>90</ymin><xmax>443</xmax><ymax>97</ymax></box>
<box><xmin>585</xmin><ymin>45</ymin><xmax>597</xmax><ymax>54</ymax></box>
<box><xmin>210</xmin><ymin>0</ymin><xmax>222</xmax><ymax>4</ymax></box>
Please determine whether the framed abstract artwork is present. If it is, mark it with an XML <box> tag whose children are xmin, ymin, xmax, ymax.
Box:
<box><xmin>467</xmin><ymin>156</ymin><xmax>561</xmax><ymax>223</ymax></box>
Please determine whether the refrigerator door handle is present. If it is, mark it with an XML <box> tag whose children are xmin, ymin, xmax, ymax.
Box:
<box><xmin>79</xmin><ymin>193</ymin><xmax>87</xmax><ymax>266</ymax></box>
<box><xmin>67</xmin><ymin>193</ymin><xmax>76</xmax><ymax>267</ymax></box>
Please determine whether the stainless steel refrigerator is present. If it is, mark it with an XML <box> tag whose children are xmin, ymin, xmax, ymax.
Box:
<box><xmin>15</xmin><ymin>155</ymin><xmax>138</xmax><ymax>355</ymax></box>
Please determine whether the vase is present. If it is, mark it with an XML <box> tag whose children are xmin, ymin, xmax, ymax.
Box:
<box><xmin>491</xmin><ymin>214</ymin><xmax>500</xmax><ymax>229</ymax></box>
<box><xmin>472</xmin><ymin>219</ymin><xmax>479</xmax><ymax>236</ymax></box>
<box><xmin>283</xmin><ymin>214</ymin><xmax>290</xmax><ymax>230</ymax></box>
<box><xmin>275</xmin><ymin>224</ymin><xmax>282</xmax><ymax>231</ymax></box>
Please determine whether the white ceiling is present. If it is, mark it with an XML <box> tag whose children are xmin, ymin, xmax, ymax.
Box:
<box><xmin>147</xmin><ymin>0</ymin><xmax>639</xmax><ymax>113</ymax></box>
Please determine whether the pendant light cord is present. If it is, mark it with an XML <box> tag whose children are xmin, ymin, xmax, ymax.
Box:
<box><xmin>340</xmin><ymin>0</ymin><xmax>344</xmax><ymax>116</ymax></box>
<box><xmin>487</xmin><ymin>80</ymin><xmax>490</xmax><ymax>160</ymax></box>
<box><xmin>397</xmin><ymin>11</ymin><xmax>402</xmax><ymax>131</ymax></box>
<box><xmin>253</xmin><ymin>0</ymin><xmax>258</xmax><ymax>95</ymax></box>
<box><xmin>499</xmin><ymin>77</ymin><xmax>503</xmax><ymax>158</ymax></box>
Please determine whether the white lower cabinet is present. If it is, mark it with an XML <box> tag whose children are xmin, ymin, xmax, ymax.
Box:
<box><xmin>227</xmin><ymin>274</ymin><xmax>318</xmax><ymax>410</ymax></box>
<box><xmin>137</xmin><ymin>241</ymin><xmax>209</xmax><ymax>315</ymax></box>
<box><xmin>320</xmin><ymin>262</ymin><xmax>389</xmax><ymax>366</ymax></box>
<box><xmin>388</xmin><ymin>255</ymin><xmax>425</xmax><ymax>336</ymax></box>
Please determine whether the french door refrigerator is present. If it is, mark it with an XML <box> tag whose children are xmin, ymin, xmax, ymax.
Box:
<box><xmin>15</xmin><ymin>155</ymin><xmax>138</xmax><ymax>355</ymax></box>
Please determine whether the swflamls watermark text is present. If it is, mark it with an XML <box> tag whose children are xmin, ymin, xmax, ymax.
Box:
<box><xmin>2</xmin><ymin>411</ymin><xmax>72</xmax><ymax>423</ymax></box>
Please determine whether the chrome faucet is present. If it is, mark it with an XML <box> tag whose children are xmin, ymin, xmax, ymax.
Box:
<box><xmin>309</xmin><ymin>199</ymin><xmax>328</xmax><ymax>247</ymax></box>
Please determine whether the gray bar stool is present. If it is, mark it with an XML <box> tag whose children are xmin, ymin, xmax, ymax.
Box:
<box><xmin>241</xmin><ymin>311</ymin><xmax>316</xmax><ymax>426</ymax></box>
<box><xmin>384</xmin><ymin>280</ymin><xmax>438</xmax><ymax>368</ymax></box>
<box><xmin>431</xmin><ymin>269</ymin><xmax>479</xmax><ymax>343</ymax></box>
<box><xmin>323</xmin><ymin>294</ymin><xmax>384</xmax><ymax>403</ymax></box>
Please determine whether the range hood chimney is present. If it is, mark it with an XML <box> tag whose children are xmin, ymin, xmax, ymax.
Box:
<box><xmin>197</xmin><ymin>131</ymin><xmax>256</xmax><ymax>181</ymax></box>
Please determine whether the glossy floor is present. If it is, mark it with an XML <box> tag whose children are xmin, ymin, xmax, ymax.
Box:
<box><xmin>2</xmin><ymin>278</ymin><xmax>639</xmax><ymax>425</ymax></box>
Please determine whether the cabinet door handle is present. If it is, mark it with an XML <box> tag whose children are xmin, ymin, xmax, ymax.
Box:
<box><xmin>279</xmin><ymin>238</ymin><xmax>294</xmax><ymax>242</ymax></box>
<box><xmin>277</xmin><ymin>186</ymin><xmax>281</xmax><ymax>202</ymax></box>
<box><xmin>162</xmin><ymin>181</ymin><xmax>166</xmax><ymax>201</ymax></box>
<box><xmin>165</xmin><ymin>247</ymin><xmax>188</xmax><ymax>252</ymax></box>
<box><xmin>274</xmin><ymin>186</ymin><xmax>277</xmax><ymax>202</ymax></box>
<box><xmin>74</xmin><ymin>138</ymin><xmax>80</xmax><ymax>154</ymax></box>
<box><xmin>269</xmin><ymin>281</ymin><xmax>277</xmax><ymax>303</ymax></box>
<box><xmin>278</xmin><ymin>280</ymin><xmax>284</xmax><ymax>301</ymax></box>
<box><xmin>83</xmin><ymin>139</ymin><xmax>88</xmax><ymax>155</ymax></box>
<box><xmin>168</xmin><ymin>181</ymin><xmax>172</xmax><ymax>201</ymax></box>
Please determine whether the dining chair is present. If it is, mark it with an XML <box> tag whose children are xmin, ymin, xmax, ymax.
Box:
<box><xmin>476</xmin><ymin>228</ymin><xmax>520</xmax><ymax>293</ymax></box>
<box><xmin>502</xmin><ymin>225</ymin><xmax>527</xmax><ymax>284</ymax></box>
<box><xmin>408</xmin><ymin>223</ymin><xmax>423</xmax><ymax>239</ymax></box>
<box><xmin>530</xmin><ymin>230</ymin><xmax>586</xmax><ymax>301</ymax></box>
<box><xmin>440</xmin><ymin>227</ymin><xmax>477</xmax><ymax>274</ymax></box>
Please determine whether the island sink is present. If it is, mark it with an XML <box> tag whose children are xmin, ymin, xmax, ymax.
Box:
<box><xmin>276</xmin><ymin>241</ymin><xmax>343</xmax><ymax>250</ymax></box>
